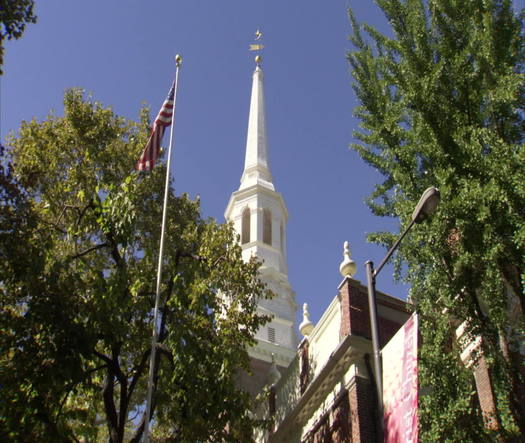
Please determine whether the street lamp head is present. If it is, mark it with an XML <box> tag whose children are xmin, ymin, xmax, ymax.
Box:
<box><xmin>411</xmin><ymin>186</ymin><xmax>440</xmax><ymax>224</ymax></box>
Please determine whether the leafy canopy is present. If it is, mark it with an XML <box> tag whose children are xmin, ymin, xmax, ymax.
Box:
<box><xmin>0</xmin><ymin>89</ymin><xmax>270</xmax><ymax>442</ymax></box>
<box><xmin>348</xmin><ymin>0</ymin><xmax>524</xmax><ymax>441</ymax></box>
<box><xmin>0</xmin><ymin>0</ymin><xmax>36</xmax><ymax>74</ymax></box>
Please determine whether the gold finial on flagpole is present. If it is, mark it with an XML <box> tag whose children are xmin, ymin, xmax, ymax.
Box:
<box><xmin>249</xmin><ymin>30</ymin><xmax>264</xmax><ymax>66</ymax></box>
<box><xmin>175</xmin><ymin>54</ymin><xmax>182</xmax><ymax>67</ymax></box>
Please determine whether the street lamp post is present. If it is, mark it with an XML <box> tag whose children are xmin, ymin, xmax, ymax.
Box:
<box><xmin>365</xmin><ymin>187</ymin><xmax>440</xmax><ymax>442</ymax></box>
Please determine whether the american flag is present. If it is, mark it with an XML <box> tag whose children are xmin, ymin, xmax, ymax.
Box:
<box><xmin>136</xmin><ymin>82</ymin><xmax>175</xmax><ymax>171</ymax></box>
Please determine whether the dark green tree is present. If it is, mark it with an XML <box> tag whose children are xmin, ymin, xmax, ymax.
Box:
<box><xmin>0</xmin><ymin>0</ymin><xmax>36</xmax><ymax>73</ymax></box>
<box><xmin>0</xmin><ymin>89</ymin><xmax>270</xmax><ymax>442</ymax></box>
<box><xmin>348</xmin><ymin>0</ymin><xmax>524</xmax><ymax>441</ymax></box>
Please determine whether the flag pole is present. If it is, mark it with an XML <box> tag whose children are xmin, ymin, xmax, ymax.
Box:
<box><xmin>143</xmin><ymin>54</ymin><xmax>182</xmax><ymax>443</ymax></box>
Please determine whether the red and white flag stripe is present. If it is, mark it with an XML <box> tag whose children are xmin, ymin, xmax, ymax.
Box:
<box><xmin>136</xmin><ymin>83</ymin><xmax>175</xmax><ymax>171</ymax></box>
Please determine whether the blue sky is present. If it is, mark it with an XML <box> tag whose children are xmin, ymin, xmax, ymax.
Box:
<box><xmin>1</xmin><ymin>1</ymin><xmax>410</xmax><ymax>325</ymax></box>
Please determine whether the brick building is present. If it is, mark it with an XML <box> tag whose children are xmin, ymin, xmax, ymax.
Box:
<box><xmin>254</xmin><ymin>252</ymin><xmax>410</xmax><ymax>442</ymax></box>
<box><xmin>454</xmin><ymin>287</ymin><xmax>525</xmax><ymax>433</ymax></box>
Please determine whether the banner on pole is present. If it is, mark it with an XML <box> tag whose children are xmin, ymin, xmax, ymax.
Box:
<box><xmin>383</xmin><ymin>313</ymin><xmax>419</xmax><ymax>443</ymax></box>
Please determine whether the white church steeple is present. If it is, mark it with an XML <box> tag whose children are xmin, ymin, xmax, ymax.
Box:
<box><xmin>225</xmin><ymin>56</ymin><xmax>297</xmax><ymax>376</ymax></box>
<box><xmin>240</xmin><ymin>62</ymin><xmax>274</xmax><ymax>191</ymax></box>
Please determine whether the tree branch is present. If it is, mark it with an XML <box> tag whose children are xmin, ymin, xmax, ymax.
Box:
<box><xmin>128</xmin><ymin>349</ymin><xmax>150</xmax><ymax>402</ymax></box>
<box><xmin>93</xmin><ymin>350</ymin><xmax>113</xmax><ymax>366</ymax></box>
<box><xmin>113</xmin><ymin>344</ymin><xmax>128</xmax><ymax>442</ymax></box>
<box><xmin>37</xmin><ymin>217</ymin><xmax>67</xmax><ymax>235</ymax></box>
<box><xmin>103</xmin><ymin>367</ymin><xmax>118</xmax><ymax>441</ymax></box>
<box><xmin>94</xmin><ymin>350</ymin><xmax>119</xmax><ymax>440</ymax></box>
<box><xmin>157</xmin><ymin>343</ymin><xmax>174</xmax><ymax>368</ymax></box>
<box><xmin>70</xmin><ymin>242</ymin><xmax>108</xmax><ymax>260</ymax></box>
<box><xmin>75</xmin><ymin>200</ymin><xmax>94</xmax><ymax>229</ymax></box>
<box><xmin>130</xmin><ymin>349</ymin><xmax>162</xmax><ymax>443</ymax></box>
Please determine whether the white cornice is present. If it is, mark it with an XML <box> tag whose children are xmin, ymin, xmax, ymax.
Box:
<box><xmin>249</xmin><ymin>339</ymin><xmax>296</xmax><ymax>365</ymax></box>
<box><xmin>224</xmin><ymin>183</ymin><xmax>288</xmax><ymax>221</ymax></box>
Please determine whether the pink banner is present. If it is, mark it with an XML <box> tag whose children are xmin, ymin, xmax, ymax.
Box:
<box><xmin>383</xmin><ymin>313</ymin><xmax>419</xmax><ymax>443</ymax></box>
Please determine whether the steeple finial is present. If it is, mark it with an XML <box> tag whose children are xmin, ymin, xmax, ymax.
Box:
<box><xmin>252</xmin><ymin>30</ymin><xmax>264</xmax><ymax>66</ymax></box>
<box><xmin>250</xmin><ymin>29</ymin><xmax>265</xmax><ymax>54</ymax></box>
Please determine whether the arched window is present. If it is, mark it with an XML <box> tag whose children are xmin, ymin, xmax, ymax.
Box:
<box><xmin>263</xmin><ymin>208</ymin><xmax>272</xmax><ymax>245</ymax></box>
<box><xmin>241</xmin><ymin>207</ymin><xmax>250</xmax><ymax>244</ymax></box>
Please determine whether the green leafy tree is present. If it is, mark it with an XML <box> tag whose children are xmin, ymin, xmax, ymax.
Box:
<box><xmin>0</xmin><ymin>89</ymin><xmax>270</xmax><ymax>442</ymax></box>
<box><xmin>348</xmin><ymin>0</ymin><xmax>524</xmax><ymax>441</ymax></box>
<box><xmin>0</xmin><ymin>0</ymin><xmax>36</xmax><ymax>73</ymax></box>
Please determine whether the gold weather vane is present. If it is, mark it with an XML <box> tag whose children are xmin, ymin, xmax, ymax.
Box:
<box><xmin>249</xmin><ymin>29</ymin><xmax>265</xmax><ymax>65</ymax></box>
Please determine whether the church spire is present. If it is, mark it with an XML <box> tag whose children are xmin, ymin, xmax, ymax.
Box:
<box><xmin>224</xmin><ymin>46</ymin><xmax>298</xmax><ymax>379</ymax></box>
<box><xmin>239</xmin><ymin>57</ymin><xmax>274</xmax><ymax>191</ymax></box>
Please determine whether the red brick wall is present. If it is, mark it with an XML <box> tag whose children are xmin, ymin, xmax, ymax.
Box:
<box><xmin>303</xmin><ymin>414</ymin><xmax>330</xmax><ymax>443</ymax></box>
<box><xmin>379</xmin><ymin>317</ymin><xmax>405</xmax><ymax>347</ymax></box>
<box><xmin>339</xmin><ymin>279</ymin><xmax>370</xmax><ymax>339</ymax></box>
<box><xmin>302</xmin><ymin>391</ymin><xmax>352</xmax><ymax>443</ymax></box>
<box><xmin>473</xmin><ymin>356</ymin><xmax>499</xmax><ymax>430</ymax></box>
<box><xmin>349</xmin><ymin>376</ymin><xmax>376</xmax><ymax>443</ymax></box>
<box><xmin>301</xmin><ymin>377</ymin><xmax>377</xmax><ymax>443</ymax></box>
<box><xmin>339</xmin><ymin>277</ymin><xmax>408</xmax><ymax>346</ymax></box>
<box><xmin>330</xmin><ymin>392</ymin><xmax>351</xmax><ymax>442</ymax></box>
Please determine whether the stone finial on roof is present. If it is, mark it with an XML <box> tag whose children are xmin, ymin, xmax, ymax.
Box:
<box><xmin>299</xmin><ymin>303</ymin><xmax>314</xmax><ymax>337</ymax></box>
<box><xmin>339</xmin><ymin>241</ymin><xmax>357</xmax><ymax>278</ymax></box>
